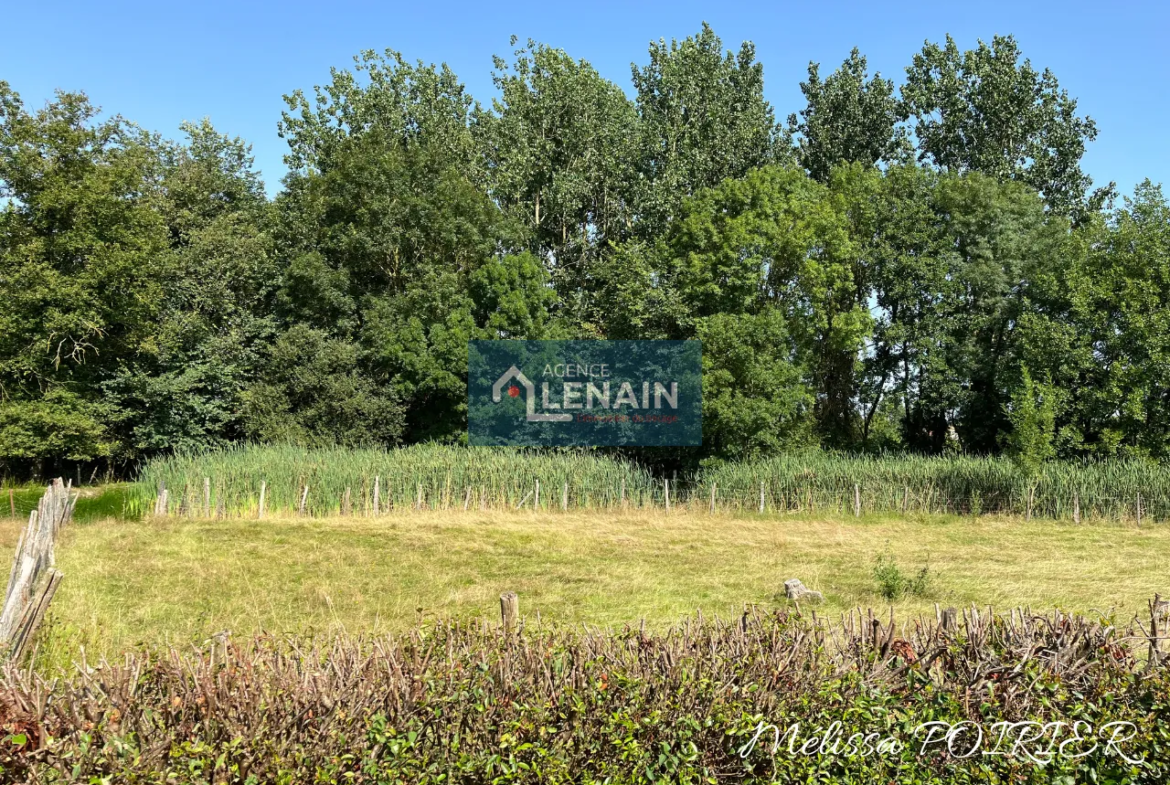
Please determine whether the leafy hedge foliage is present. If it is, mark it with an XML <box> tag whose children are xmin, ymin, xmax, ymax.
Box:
<box><xmin>1</xmin><ymin>608</ymin><xmax>1167</xmax><ymax>783</ymax></box>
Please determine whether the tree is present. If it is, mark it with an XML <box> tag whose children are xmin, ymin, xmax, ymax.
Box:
<box><xmin>789</xmin><ymin>48</ymin><xmax>910</xmax><ymax>182</ymax></box>
<box><xmin>276</xmin><ymin>80</ymin><xmax>511</xmax><ymax>443</ymax></box>
<box><xmin>475</xmin><ymin>40</ymin><xmax>636</xmax><ymax>315</ymax></box>
<box><xmin>1003</xmin><ymin>367</ymin><xmax>1057</xmax><ymax>476</ymax></box>
<box><xmin>278</xmin><ymin>49</ymin><xmax>479</xmax><ymax>181</ymax></box>
<box><xmin>902</xmin><ymin>35</ymin><xmax>1111</xmax><ymax>218</ymax></box>
<box><xmin>1025</xmin><ymin>182</ymin><xmax>1170</xmax><ymax>458</ymax></box>
<box><xmin>469</xmin><ymin>252</ymin><xmax>558</xmax><ymax>339</ymax></box>
<box><xmin>668</xmin><ymin>165</ymin><xmax>868</xmax><ymax>444</ymax></box>
<box><xmin>103</xmin><ymin>120</ymin><xmax>277</xmax><ymax>456</ymax></box>
<box><xmin>0</xmin><ymin>82</ymin><xmax>169</xmax><ymax>472</ymax></box>
<box><xmin>696</xmin><ymin>309</ymin><xmax>813</xmax><ymax>460</ymax></box>
<box><xmin>631</xmin><ymin>23</ymin><xmax>785</xmax><ymax>238</ymax></box>
<box><xmin>243</xmin><ymin>325</ymin><xmax>404</xmax><ymax>447</ymax></box>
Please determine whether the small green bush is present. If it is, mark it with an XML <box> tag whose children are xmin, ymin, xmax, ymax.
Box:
<box><xmin>873</xmin><ymin>553</ymin><xmax>932</xmax><ymax>600</ymax></box>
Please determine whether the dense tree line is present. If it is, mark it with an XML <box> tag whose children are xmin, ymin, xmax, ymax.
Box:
<box><xmin>1</xmin><ymin>26</ymin><xmax>1167</xmax><ymax>477</ymax></box>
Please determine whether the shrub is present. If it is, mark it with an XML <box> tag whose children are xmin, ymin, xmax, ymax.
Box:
<box><xmin>0</xmin><ymin>609</ymin><xmax>1165</xmax><ymax>783</ymax></box>
<box><xmin>873</xmin><ymin>552</ymin><xmax>931</xmax><ymax>600</ymax></box>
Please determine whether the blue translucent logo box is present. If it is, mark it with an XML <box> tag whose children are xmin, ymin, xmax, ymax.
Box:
<box><xmin>468</xmin><ymin>340</ymin><xmax>702</xmax><ymax>446</ymax></box>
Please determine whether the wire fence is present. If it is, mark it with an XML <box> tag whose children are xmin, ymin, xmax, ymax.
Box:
<box><xmin>96</xmin><ymin>477</ymin><xmax>1170</xmax><ymax>524</ymax></box>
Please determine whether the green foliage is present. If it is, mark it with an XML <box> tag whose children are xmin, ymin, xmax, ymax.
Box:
<box><xmin>0</xmin><ymin>390</ymin><xmax>115</xmax><ymax>463</ymax></box>
<box><xmin>696</xmin><ymin>309</ymin><xmax>813</xmax><ymax>459</ymax></box>
<box><xmin>2</xmin><ymin>29</ymin><xmax>1166</xmax><ymax>475</ymax></box>
<box><xmin>476</xmin><ymin>39</ymin><xmax>637</xmax><ymax>315</ymax></box>
<box><xmin>469</xmin><ymin>252</ymin><xmax>558</xmax><ymax>339</ymax></box>
<box><xmin>242</xmin><ymin>325</ymin><xmax>404</xmax><ymax>448</ymax></box>
<box><xmin>1004</xmin><ymin>367</ymin><xmax>1058</xmax><ymax>477</ymax></box>
<box><xmin>873</xmin><ymin>552</ymin><xmax>932</xmax><ymax>600</ymax></box>
<box><xmin>631</xmin><ymin>23</ymin><xmax>785</xmax><ymax>238</ymax></box>
<box><xmin>670</xmin><ymin>165</ymin><xmax>868</xmax><ymax>444</ymax></box>
<box><xmin>902</xmin><ymin>34</ymin><xmax>1111</xmax><ymax>217</ymax></box>
<box><xmin>789</xmin><ymin>48</ymin><xmax>910</xmax><ymax>181</ymax></box>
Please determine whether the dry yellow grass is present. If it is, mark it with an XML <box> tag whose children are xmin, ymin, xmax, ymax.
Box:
<box><xmin>2</xmin><ymin>509</ymin><xmax>1166</xmax><ymax>667</ymax></box>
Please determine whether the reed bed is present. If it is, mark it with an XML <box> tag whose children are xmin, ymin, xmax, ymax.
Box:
<box><xmin>131</xmin><ymin>444</ymin><xmax>658</xmax><ymax>517</ymax></box>
<box><xmin>133</xmin><ymin>445</ymin><xmax>1170</xmax><ymax>522</ymax></box>
<box><xmin>0</xmin><ymin>607</ymin><xmax>1166</xmax><ymax>783</ymax></box>
<box><xmin>698</xmin><ymin>452</ymin><xmax>1170</xmax><ymax>521</ymax></box>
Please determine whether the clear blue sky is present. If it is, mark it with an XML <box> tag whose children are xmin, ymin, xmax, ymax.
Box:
<box><xmin>4</xmin><ymin>0</ymin><xmax>1166</xmax><ymax>199</ymax></box>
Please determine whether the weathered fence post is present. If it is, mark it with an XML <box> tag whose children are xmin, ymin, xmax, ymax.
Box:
<box><xmin>373</xmin><ymin>476</ymin><xmax>381</xmax><ymax>516</ymax></box>
<box><xmin>562</xmin><ymin>482</ymin><xmax>569</xmax><ymax>511</ymax></box>
<box><xmin>416</xmin><ymin>484</ymin><xmax>423</xmax><ymax>510</ymax></box>
<box><xmin>298</xmin><ymin>485</ymin><xmax>309</xmax><ymax>516</ymax></box>
<box><xmin>500</xmin><ymin>591</ymin><xmax>519</xmax><ymax>633</ymax></box>
<box><xmin>1</xmin><ymin>479</ymin><xmax>75</xmax><ymax>661</ymax></box>
<box><xmin>7</xmin><ymin>490</ymin><xmax>13</xmax><ymax>519</ymax></box>
<box><xmin>759</xmin><ymin>482</ymin><xmax>765</xmax><ymax>513</ymax></box>
<box><xmin>710</xmin><ymin>483</ymin><xmax>717</xmax><ymax>515</ymax></box>
<box><xmin>664</xmin><ymin>479</ymin><xmax>670</xmax><ymax>511</ymax></box>
<box><xmin>1073</xmin><ymin>492</ymin><xmax>1081</xmax><ymax>525</ymax></box>
<box><xmin>853</xmin><ymin>484</ymin><xmax>861</xmax><ymax>518</ymax></box>
<box><xmin>534</xmin><ymin>479</ymin><xmax>540</xmax><ymax>510</ymax></box>
<box><xmin>1026</xmin><ymin>487</ymin><xmax>1034</xmax><ymax>522</ymax></box>
<box><xmin>258</xmin><ymin>481</ymin><xmax>266</xmax><ymax>520</ymax></box>
<box><xmin>620</xmin><ymin>478</ymin><xmax>626</xmax><ymax>508</ymax></box>
<box><xmin>1147</xmin><ymin>594</ymin><xmax>1166</xmax><ymax>670</ymax></box>
<box><xmin>202</xmin><ymin>478</ymin><xmax>211</xmax><ymax>517</ymax></box>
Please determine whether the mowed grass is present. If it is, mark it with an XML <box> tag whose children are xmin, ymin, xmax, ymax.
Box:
<box><xmin>1</xmin><ymin>509</ymin><xmax>1167</xmax><ymax>667</ymax></box>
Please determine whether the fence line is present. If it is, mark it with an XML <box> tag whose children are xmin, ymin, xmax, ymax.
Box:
<box><xmin>140</xmin><ymin>477</ymin><xmax>1169</xmax><ymax>524</ymax></box>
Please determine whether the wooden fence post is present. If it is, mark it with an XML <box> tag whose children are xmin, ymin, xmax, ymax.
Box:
<box><xmin>1073</xmin><ymin>492</ymin><xmax>1080</xmax><ymax>525</ymax></box>
<box><xmin>373</xmin><ymin>476</ymin><xmax>381</xmax><ymax>516</ymax></box>
<box><xmin>8</xmin><ymin>489</ymin><xmax>14</xmax><ymax>518</ymax></box>
<box><xmin>664</xmin><ymin>479</ymin><xmax>670</xmax><ymax>511</ymax></box>
<box><xmin>500</xmin><ymin>591</ymin><xmax>519</xmax><ymax>633</ymax></box>
<box><xmin>534</xmin><ymin>479</ymin><xmax>540</xmax><ymax>510</ymax></box>
<box><xmin>298</xmin><ymin>485</ymin><xmax>309</xmax><ymax>516</ymax></box>
<box><xmin>620</xmin><ymin>478</ymin><xmax>626</xmax><ymax>508</ymax></box>
<box><xmin>258</xmin><ymin>481</ymin><xmax>266</xmax><ymax>520</ymax></box>
<box><xmin>562</xmin><ymin>483</ymin><xmax>568</xmax><ymax>511</ymax></box>
<box><xmin>203</xmin><ymin>478</ymin><xmax>211</xmax><ymax>517</ymax></box>
<box><xmin>1147</xmin><ymin>594</ymin><xmax>1166</xmax><ymax>670</ymax></box>
<box><xmin>710</xmin><ymin>483</ymin><xmax>717</xmax><ymax>515</ymax></box>
<box><xmin>1136</xmin><ymin>493</ymin><xmax>1143</xmax><ymax>528</ymax></box>
<box><xmin>853</xmin><ymin>484</ymin><xmax>861</xmax><ymax>518</ymax></box>
<box><xmin>1026</xmin><ymin>487</ymin><xmax>1034</xmax><ymax>522</ymax></box>
<box><xmin>759</xmin><ymin>482</ymin><xmax>765</xmax><ymax>513</ymax></box>
<box><xmin>416</xmin><ymin>484</ymin><xmax>423</xmax><ymax>510</ymax></box>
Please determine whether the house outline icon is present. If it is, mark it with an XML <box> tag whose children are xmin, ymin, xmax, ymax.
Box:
<box><xmin>492</xmin><ymin>365</ymin><xmax>572</xmax><ymax>422</ymax></box>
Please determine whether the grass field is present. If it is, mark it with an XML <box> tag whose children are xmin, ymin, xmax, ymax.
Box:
<box><xmin>5</xmin><ymin>507</ymin><xmax>1166</xmax><ymax>669</ymax></box>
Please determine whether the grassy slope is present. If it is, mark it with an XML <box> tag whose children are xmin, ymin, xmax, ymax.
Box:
<box><xmin>2</xmin><ymin>509</ymin><xmax>1166</xmax><ymax>667</ymax></box>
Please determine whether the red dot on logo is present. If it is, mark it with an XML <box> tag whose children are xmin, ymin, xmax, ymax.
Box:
<box><xmin>508</xmin><ymin>385</ymin><xmax>521</xmax><ymax>398</ymax></box>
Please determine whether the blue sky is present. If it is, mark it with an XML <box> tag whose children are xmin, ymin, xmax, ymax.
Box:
<box><xmin>4</xmin><ymin>1</ymin><xmax>1166</xmax><ymax>199</ymax></box>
